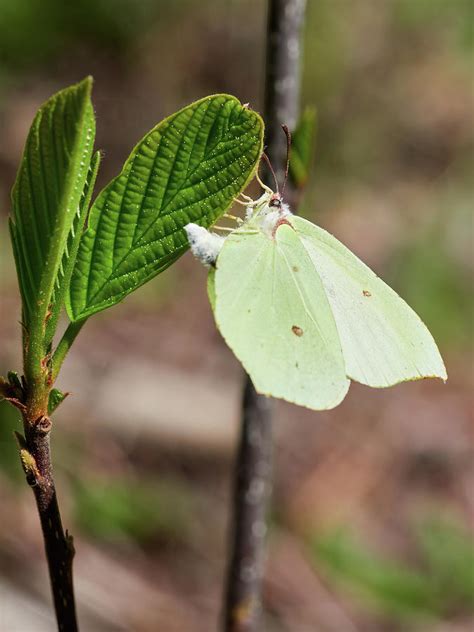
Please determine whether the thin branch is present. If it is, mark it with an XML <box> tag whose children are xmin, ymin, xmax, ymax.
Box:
<box><xmin>224</xmin><ymin>379</ymin><xmax>273</xmax><ymax>631</ymax></box>
<box><xmin>264</xmin><ymin>0</ymin><xmax>307</xmax><ymax>208</ymax></box>
<box><xmin>18</xmin><ymin>415</ymin><xmax>78</xmax><ymax>631</ymax></box>
<box><xmin>223</xmin><ymin>1</ymin><xmax>307</xmax><ymax>631</ymax></box>
<box><xmin>15</xmin><ymin>315</ymin><xmax>85</xmax><ymax>630</ymax></box>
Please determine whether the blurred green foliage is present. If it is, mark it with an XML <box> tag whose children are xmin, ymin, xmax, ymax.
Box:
<box><xmin>389</xmin><ymin>224</ymin><xmax>474</xmax><ymax>349</ymax></box>
<box><xmin>311</xmin><ymin>514</ymin><xmax>474</xmax><ymax>626</ymax></box>
<box><xmin>0</xmin><ymin>400</ymin><xmax>23</xmax><ymax>483</ymax></box>
<box><xmin>416</xmin><ymin>514</ymin><xmax>474</xmax><ymax>611</ymax></box>
<box><xmin>393</xmin><ymin>0</ymin><xmax>474</xmax><ymax>53</ymax></box>
<box><xmin>289</xmin><ymin>107</ymin><xmax>317</xmax><ymax>189</ymax></box>
<box><xmin>303</xmin><ymin>0</ymin><xmax>473</xmax><ymax>180</ymax></box>
<box><xmin>0</xmin><ymin>0</ymin><xmax>164</xmax><ymax>71</ymax></box>
<box><xmin>73</xmin><ymin>476</ymin><xmax>193</xmax><ymax>545</ymax></box>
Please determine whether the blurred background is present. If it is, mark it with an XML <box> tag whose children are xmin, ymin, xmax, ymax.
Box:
<box><xmin>0</xmin><ymin>0</ymin><xmax>473</xmax><ymax>630</ymax></box>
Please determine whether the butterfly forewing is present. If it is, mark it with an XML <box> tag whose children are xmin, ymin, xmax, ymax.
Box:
<box><xmin>213</xmin><ymin>223</ymin><xmax>349</xmax><ymax>410</ymax></box>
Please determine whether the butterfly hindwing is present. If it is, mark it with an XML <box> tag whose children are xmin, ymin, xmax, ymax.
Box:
<box><xmin>292</xmin><ymin>216</ymin><xmax>447</xmax><ymax>387</ymax></box>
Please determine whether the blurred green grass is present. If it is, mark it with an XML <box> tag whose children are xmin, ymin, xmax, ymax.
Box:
<box><xmin>310</xmin><ymin>514</ymin><xmax>474</xmax><ymax>626</ymax></box>
<box><xmin>73</xmin><ymin>475</ymin><xmax>194</xmax><ymax>545</ymax></box>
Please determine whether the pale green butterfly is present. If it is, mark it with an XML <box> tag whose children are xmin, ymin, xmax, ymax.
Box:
<box><xmin>185</xmin><ymin>165</ymin><xmax>447</xmax><ymax>411</ymax></box>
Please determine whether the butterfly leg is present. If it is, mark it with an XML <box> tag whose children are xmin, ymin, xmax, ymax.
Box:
<box><xmin>233</xmin><ymin>197</ymin><xmax>259</xmax><ymax>207</ymax></box>
<box><xmin>223</xmin><ymin>213</ymin><xmax>244</xmax><ymax>226</ymax></box>
<box><xmin>213</xmin><ymin>225</ymin><xmax>257</xmax><ymax>234</ymax></box>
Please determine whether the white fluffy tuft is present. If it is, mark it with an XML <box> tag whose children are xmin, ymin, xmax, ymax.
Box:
<box><xmin>245</xmin><ymin>205</ymin><xmax>254</xmax><ymax>221</ymax></box>
<box><xmin>260</xmin><ymin>210</ymin><xmax>281</xmax><ymax>237</ymax></box>
<box><xmin>259</xmin><ymin>202</ymin><xmax>292</xmax><ymax>237</ymax></box>
<box><xmin>185</xmin><ymin>223</ymin><xmax>225</xmax><ymax>267</ymax></box>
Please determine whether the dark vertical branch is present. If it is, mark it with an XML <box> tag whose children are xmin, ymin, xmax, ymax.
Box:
<box><xmin>224</xmin><ymin>379</ymin><xmax>274</xmax><ymax>632</ymax></box>
<box><xmin>19</xmin><ymin>412</ymin><xmax>78</xmax><ymax>632</ymax></box>
<box><xmin>223</xmin><ymin>1</ymin><xmax>307</xmax><ymax>631</ymax></box>
<box><xmin>265</xmin><ymin>0</ymin><xmax>307</xmax><ymax>184</ymax></box>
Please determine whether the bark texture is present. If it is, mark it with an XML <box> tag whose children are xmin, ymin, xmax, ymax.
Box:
<box><xmin>20</xmin><ymin>411</ymin><xmax>78</xmax><ymax>632</ymax></box>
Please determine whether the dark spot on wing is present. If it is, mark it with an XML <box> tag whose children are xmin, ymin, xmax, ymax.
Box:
<box><xmin>292</xmin><ymin>325</ymin><xmax>303</xmax><ymax>337</ymax></box>
<box><xmin>363</xmin><ymin>290</ymin><xmax>372</xmax><ymax>297</ymax></box>
<box><xmin>292</xmin><ymin>266</ymin><xmax>299</xmax><ymax>272</ymax></box>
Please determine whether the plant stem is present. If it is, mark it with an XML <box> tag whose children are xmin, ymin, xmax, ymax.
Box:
<box><xmin>20</xmin><ymin>413</ymin><xmax>78</xmax><ymax>631</ymax></box>
<box><xmin>224</xmin><ymin>380</ymin><xmax>273</xmax><ymax>631</ymax></box>
<box><xmin>20</xmin><ymin>314</ymin><xmax>80</xmax><ymax>630</ymax></box>
<box><xmin>265</xmin><ymin>0</ymin><xmax>307</xmax><ymax>207</ymax></box>
<box><xmin>223</xmin><ymin>2</ymin><xmax>307</xmax><ymax>630</ymax></box>
<box><xmin>52</xmin><ymin>319</ymin><xmax>87</xmax><ymax>381</ymax></box>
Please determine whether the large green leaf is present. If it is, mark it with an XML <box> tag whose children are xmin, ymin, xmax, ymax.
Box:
<box><xmin>67</xmin><ymin>94</ymin><xmax>264</xmax><ymax>322</ymax></box>
<box><xmin>9</xmin><ymin>77</ymin><xmax>95</xmax><ymax>369</ymax></box>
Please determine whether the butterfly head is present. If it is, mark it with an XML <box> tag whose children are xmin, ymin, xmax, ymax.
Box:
<box><xmin>269</xmin><ymin>191</ymin><xmax>283</xmax><ymax>209</ymax></box>
<box><xmin>243</xmin><ymin>126</ymin><xmax>292</xmax><ymax>233</ymax></box>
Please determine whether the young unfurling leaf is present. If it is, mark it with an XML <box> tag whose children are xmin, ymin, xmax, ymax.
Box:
<box><xmin>9</xmin><ymin>77</ymin><xmax>95</xmax><ymax>376</ymax></box>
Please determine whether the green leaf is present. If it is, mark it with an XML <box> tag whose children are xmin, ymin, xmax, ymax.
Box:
<box><xmin>45</xmin><ymin>150</ymin><xmax>101</xmax><ymax>343</ymax></box>
<box><xmin>9</xmin><ymin>77</ymin><xmax>96</xmax><ymax>376</ymax></box>
<box><xmin>7</xmin><ymin>371</ymin><xmax>22</xmax><ymax>392</ymax></box>
<box><xmin>67</xmin><ymin>94</ymin><xmax>264</xmax><ymax>322</ymax></box>
<box><xmin>48</xmin><ymin>387</ymin><xmax>68</xmax><ymax>414</ymax></box>
<box><xmin>289</xmin><ymin>106</ymin><xmax>317</xmax><ymax>188</ymax></box>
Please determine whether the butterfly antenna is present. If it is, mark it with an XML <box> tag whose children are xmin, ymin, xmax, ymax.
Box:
<box><xmin>256</xmin><ymin>171</ymin><xmax>274</xmax><ymax>195</ymax></box>
<box><xmin>261</xmin><ymin>152</ymin><xmax>279</xmax><ymax>193</ymax></box>
<box><xmin>281</xmin><ymin>124</ymin><xmax>292</xmax><ymax>198</ymax></box>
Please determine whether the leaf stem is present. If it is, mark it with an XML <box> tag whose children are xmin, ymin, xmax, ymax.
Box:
<box><xmin>52</xmin><ymin>319</ymin><xmax>87</xmax><ymax>382</ymax></box>
<box><xmin>223</xmin><ymin>1</ymin><xmax>307</xmax><ymax>630</ymax></box>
